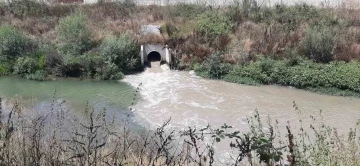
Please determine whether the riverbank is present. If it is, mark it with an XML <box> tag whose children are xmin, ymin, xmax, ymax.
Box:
<box><xmin>0</xmin><ymin>94</ymin><xmax>360</xmax><ymax>165</ymax></box>
<box><xmin>195</xmin><ymin>56</ymin><xmax>360</xmax><ymax>98</ymax></box>
<box><xmin>1</xmin><ymin>0</ymin><xmax>360</xmax><ymax>95</ymax></box>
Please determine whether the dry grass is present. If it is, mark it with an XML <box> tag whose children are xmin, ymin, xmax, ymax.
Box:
<box><xmin>1</xmin><ymin>96</ymin><xmax>360</xmax><ymax>166</ymax></box>
<box><xmin>2</xmin><ymin>1</ymin><xmax>360</xmax><ymax>66</ymax></box>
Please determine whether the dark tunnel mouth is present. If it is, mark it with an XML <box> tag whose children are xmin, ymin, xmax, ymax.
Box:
<box><xmin>147</xmin><ymin>51</ymin><xmax>161</xmax><ymax>62</ymax></box>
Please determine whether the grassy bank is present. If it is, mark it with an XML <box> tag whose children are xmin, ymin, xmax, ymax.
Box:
<box><xmin>0</xmin><ymin>96</ymin><xmax>360</xmax><ymax>165</ymax></box>
<box><xmin>195</xmin><ymin>55</ymin><xmax>360</xmax><ymax>97</ymax></box>
<box><xmin>0</xmin><ymin>0</ymin><xmax>360</xmax><ymax>94</ymax></box>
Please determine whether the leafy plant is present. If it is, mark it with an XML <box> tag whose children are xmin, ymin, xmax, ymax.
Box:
<box><xmin>25</xmin><ymin>70</ymin><xmax>47</xmax><ymax>81</ymax></box>
<box><xmin>13</xmin><ymin>56</ymin><xmax>37</xmax><ymax>75</ymax></box>
<box><xmin>99</xmin><ymin>34</ymin><xmax>140</xmax><ymax>73</ymax></box>
<box><xmin>95</xmin><ymin>62</ymin><xmax>124</xmax><ymax>80</ymax></box>
<box><xmin>57</xmin><ymin>12</ymin><xmax>93</xmax><ymax>57</ymax></box>
<box><xmin>7</xmin><ymin>0</ymin><xmax>47</xmax><ymax>18</ymax></box>
<box><xmin>0</xmin><ymin>62</ymin><xmax>10</xmax><ymax>76</ymax></box>
<box><xmin>0</xmin><ymin>25</ymin><xmax>32</xmax><ymax>60</ymax></box>
<box><xmin>302</xmin><ymin>26</ymin><xmax>334</xmax><ymax>63</ymax></box>
<box><xmin>195</xmin><ymin>53</ymin><xmax>232</xmax><ymax>79</ymax></box>
<box><xmin>196</xmin><ymin>11</ymin><xmax>232</xmax><ymax>41</ymax></box>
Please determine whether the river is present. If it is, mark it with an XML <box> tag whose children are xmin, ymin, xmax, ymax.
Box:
<box><xmin>0</xmin><ymin>76</ymin><xmax>139</xmax><ymax>125</ymax></box>
<box><xmin>0</xmin><ymin>66</ymin><xmax>359</xmax><ymax>133</ymax></box>
<box><xmin>123</xmin><ymin>62</ymin><xmax>360</xmax><ymax>134</ymax></box>
<box><xmin>0</xmin><ymin>65</ymin><xmax>359</xmax><ymax>133</ymax></box>
<box><xmin>0</xmin><ymin>64</ymin><xmax>359</xmax><ymax>163</ymax></box>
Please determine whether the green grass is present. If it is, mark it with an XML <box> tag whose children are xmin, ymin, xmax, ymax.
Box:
<box><xmin>195</xmin><ymin>56</ymin><xmax>360</xmax><ymax>98</ymax></box>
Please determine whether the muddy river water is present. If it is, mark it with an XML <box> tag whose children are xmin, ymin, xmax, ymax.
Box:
<box><xmin>123</xmin><ymin>63</ymin><xmax>360</xmax><ymax>134</ymax></box>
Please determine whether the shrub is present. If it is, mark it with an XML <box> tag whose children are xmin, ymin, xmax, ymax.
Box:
<box><xmin>301</xmin><ymin>26</ymin><xmax>334</xmax><ymax>63</ymax></box>
<box><xmin>226</xmin><ymin>0</ymin><xmax>260</xmax><ymax>25</ymax></box>
<box><xmin>47</xmin><ymin>4</ymin><xmax>75</xmax><ymax>17</ymax></box>
<box><xmin>0</xmin><ymin>62</ymin><xmax>10</xmax><ymax>76</ymax></box>
<box><xmin>7</xmin><ymin>0</ymin><xmax>47</xmax><ymax>18</ymax></box>
<box><xmin>95</xmin><ymin>62</ymin><xmax>124</xmax><ymax>80</ymax></box>
<box><xmin>195</xmin><ymin>53</ymin><xmax>232</xmax><ymax>79</ymax></box>
<box><xmin>196</xmin><ymin>11</ymin><xmax>232</xmax><ymax>41</ymax></box>
<box><xmin>38</xmin><ymin>53</ymin><xmax>46</xmax><ymax>70</ymax></box>
<box><xmin>57</xmin><ymin>12</ymin><xmax>93</xmax><ymax>57</ymax></box>
<box><xmin>13</xmin><ymin>56</ymin><xmax>38</xmax><ymax>75</ymax></box>
<box><xmin>44</xmin><ymin>46</ymin><xmax>62</xmax><ymax>69</ymax></box>
<box><xmin>213</xmin><ymin>58</ymin><xmax>360</xmax><ymax>96</ymax></box>
<box><xmin>223</xmin><ymin>74</ymin><xmax>260</xmax><ymax>85</ymax></box>
<box><xmin>0</xmin><ymin>25</ymin><xmax>31</xmax><ymax>60</ymax></box>
<box><xmin>95</xmin><ymin>0</ymin><xmax>136</xmax><ymax>20</ymax></box>
<box><xmin>99</xmin><ymin>34</ymin><xmax>140</xmax><ymax>73</ymax></box>
<box><xmin>169</xmin><ymin>3</ymin><xmax>206</xmax><ymax>19</ymax></box>
<box><xmin>25</xmin><ymin>70</ymin><xmax>47</xmax><ymax>81</ymax></box>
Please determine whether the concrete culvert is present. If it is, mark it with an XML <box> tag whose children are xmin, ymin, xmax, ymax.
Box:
<box><xmin>147</xmin><ymin>51</ymin><xmax>161</xmax><ymax>62</ymax></box>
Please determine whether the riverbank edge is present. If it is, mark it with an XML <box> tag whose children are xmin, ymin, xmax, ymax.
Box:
<box><xmin>196</xmin><ymin>73</ymin><xmax>360</xmax><ymax>98</ymax></box>
<box><xmin>194</xmin><ymin>59</ymin><xmax>360</xmax><ymax>98</ymax></box>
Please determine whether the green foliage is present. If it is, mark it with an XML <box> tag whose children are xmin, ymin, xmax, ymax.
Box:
<box><xmin>0</xmin><ymin>62</ymin><xmax>10</xmax><ymax>76</ymax></box>
<box><xmin>196</xmin><ymin>11</ymin><xmax>232</xmax><ymax>41</ymax></box>
<box><xmin>226</xmin><ymin>0</ymin><xmax>260</xmax><ymax>25</ymax></box>
<box><xmin>99</xmin><ymin>34</ymin><xmax>140</xmax><ymax>73</ymax></box>
<box><xmin>38</xmin><ymin>53</ymin><xmax>45</xmax><ymax>70</ymax></box>
<box><xmin>57</xmin><ymin>12</ymin><xmax>93</xmax><ymax>57</ymax></box>
<box><xmin>13</xmin><ymin>56</ymin><xmax>37</xmax><ymax>75</ymax></box>
<box><xmin>301</xmin><ymin>26</ymin><xmax>334</xmax><ymax>63</ymax></box>
<box><xmin>194</xmin><ymin>53</ymin><xmax>232</xmax><ymax>79</ymax></box>
<box><xmin>228</xmin><ymin>56</ymin><xmax>275</xmax><ymax>84</ymax></box>
<box><xmin>219</xmin><ymin>57</ymin><xmax>360</xmax><ymax>96</ymax></box>
<box><xmin>0</xmin><ymin>25</ymin><xmax>31</xmax><ymax>60</ymax></box>
<box><xmin>25</xmin><ymin>70</ymin><xmax>47</xmax><ymax>81</ymax></box>
<box><xmin>170</xmin><ymin>3</ymin><xmax>206</xmax><ymax>19</ymax></box>
<box><xmin>95</xmin><ymin>62</ymin><xmax>124</xmax><ymax>80</ymax></box>
<box><xmin>7</xmin><ymin>0</ymin><xmax>47</xmax><ymax>18</ymax></box>
<box><xmin>223</xmin><ymin>74</ymin><xmax>260</xmax><ymax>85</ymax></box>
<box><xmin>271</xmin><ymin>3</ymin><xmax>320</xmax><ymax>30</ymax></box>
<box><xmin>95</xmin><ymin>0</ymin><xmax>137</xmax><ymax>20</ymax></box>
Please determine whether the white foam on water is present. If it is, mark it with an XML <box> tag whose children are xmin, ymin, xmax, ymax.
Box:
<box><xmin>123</xmin><ymin>62</ymin><xmax>360</xmax><ymax>163</ymax></box>
<box><xmin>123</xmin><ymin>64</ymin><xmax>217</xmax><ymax>129</ymax></box>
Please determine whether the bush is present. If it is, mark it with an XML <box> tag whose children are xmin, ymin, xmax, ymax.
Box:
<box><xmin>38</xmin><ymin>53</ymin><xmax>46</xmax><ymax>70</ymax></box>
<box><xmin>13</xmin><ymin>56</ymin><xmax>37</xmax><ymax>75</ymax></box>
<box><xmin>194</xmin><ymin>53</ymin><xmax>232</xmax><ymax>79</ymax></box>
<box><xmin>196</xmin><ymin>11</ymin><xmax>232</xmax><ymax>41</ymax></box>
<box><xmin>99</xmin><ymin>34</ymin><xmax>140</xmax><ymax>73</ymax></box>
<box><xmin>95</xmin><ymin>62</ymin><xmax>124</xmax><ymax>80</ymax></box>
<box><xmin>301</xmin><ymin>26</ymin><xmax>334</xmax><ymax>63</ymax></box>
<box><xmin>227</xmin><ymin>56</ymin><xmax>275</xmax><ymax>84</ymax></box>
<box><xmin>7</xmin><ymin>0</ymin><xmax>47</xmax><ymax>18</ymax></box>
<box><xmin>57</xmin><ymin>12</ymin><xmax>93</xmax><ymax>57</ymax></box>
<box><xmin>0</xmin><ymin>62</ymin><xmax>10</xmax><ymax>76</ymax></box>
<box><xmin>169</xmin><ymin>3</ymin><xmax>206</xmax><ymax>19</ymax></box>
<box><xmin>212</xmin><ymin>57</ymin><xmax>360</xmax><ymax>96</ymax></box>
<box><xmin>0</xmin><ymin>25</ymin><xmax>32</xmax><ymax>60</ymax></box>
<box><xmin>226</xmin><ymin>0</ymin><xmax>260</xmax><ymax>25</ymax></box>
<box><xmin>94</xmin><ymin>0</ymin><xmax>136</xmax><ymax>20</ymax></box>
<box><xmin>25</xmin><ymin>70</ymin><xmax>47</xmax><ymax>81</ymax></box>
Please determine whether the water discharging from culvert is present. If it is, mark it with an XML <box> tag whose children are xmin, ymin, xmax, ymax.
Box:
<box><xmin>124</xmin><ymin>61</ymin><xmax>360</xmax><ymax>162</ymax></box>
<box><xmin>123</xmin><ymin>62</ymin><xmax>360</xmax><ymax>134</ymax></box>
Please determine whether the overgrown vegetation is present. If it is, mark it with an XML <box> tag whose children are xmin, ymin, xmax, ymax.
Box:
<box><xmin>57</xmin><ymin>12</ymin><xmax>93</xmax><ymax>58</ymax></box>
<box><xmin>0</xmin><ymin>96</ymin><xmax>359</xmax><ymax>165</ymax></box>
<box><xmin>0</xmin><ymin>0</ymin><xmax>359</xmax><ymax>96</ymax></box>
<box><xmin>0</xmin><ymin>25</ymin><xmax>32</xmax><ymax>61</ymax></box>
<box><xmin>196</xmin><ymin>55</ymin><xmax>360</xmax><ymax>97</ymax></box>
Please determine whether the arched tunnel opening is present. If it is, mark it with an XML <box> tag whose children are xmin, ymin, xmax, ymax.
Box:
<box><xmin>147</xmin><ymin>51</ymin><xmax>161</xmax><ymax>62</ymax></box>
<box><xmin>146</xmin><ymin>51</ymin><xmax>162</xmax><ymax>67</ymax></box>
